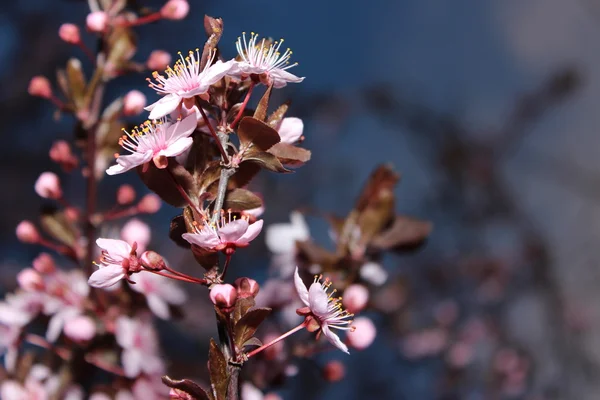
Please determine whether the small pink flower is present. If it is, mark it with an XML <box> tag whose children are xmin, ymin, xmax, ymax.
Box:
<box><xmin>34</xmin><ymin>171</ymin><xmax>62</xmax><ymax>199</ymax></box>
<box><xmin>322</xmin><ymin>360</ymin><xmax>345</xmax><ymax>382</ymax></box>
<box><xmin>122</xmin><ymin>90</ymin><xmax>147</xmax><ymax>116</ymax></box>
<box><xmin>117</xmin><ymin>184</ymin><xmax>136</xmax><ymax>205</ymax></box>
<box><xmin>16</xmin><ymin>221</ymin><xmax>40</xmax><ymax>244</ymax></box>
<box><xmin>28</xmin><ymin>76</ymin><xmax>52</xmax><ymax>99</ymax></box>
<box><xmin>209</xmin><ymin>284</ymin><xmax>238</xmax><ymax>310</ymax></box>
<box><xmin>147</xmin><ymin>50</ymin><xmax>172</xmax><ymax>71</ymax></box>
<box><xmin>86</xmin><ymin>11</ymin><xmax>108</xmax><ymax>33</ymax></box>
<box><xmin>33</xmin><ymin>253</ymin><xmax>56</xmax><ymax>274</ymax></box>
<box><xmin>115</xmin><ymin>316</ymin><xmax>165</xmax><ymax>378</ymax></box>
<box><xmin>346</xmin><ymin>316</ymin><xmax>376</xmax><ymax>350</ymax></box>
<box><xmin>63</xmin><ymin>315</ymin><xmax>96</xmax><ymax>342</ymax></box>
<box><xmin>234</xmin><ymin>277</ymin><xmax>260</xmax><ymax>298</ymax></box>
<box><xmin>121</xmin><ymin>219</ymin><xmax>151</xmax><ymax>252</ymax></box>
<box><xmin>160</xmin><ymin>0</ymin><xmax>189</xmax><ymax>20</ymax></box>
<box><xmin>182</xmin><ymin>215</ymin><xmax>263</xmax><ymax>254</ymax></box>
<box><xmin>137</xmin><ymin>193</ymin><xmax>162</xmax><ymax>213</ymax></box>
<box><xmin>106</xmin><ymin>114</ymin><xmax>197</xmax><ymax>175</ymax></box>
<box><xmin>145</xmin><ymin>50</ymin><xmax>234</xmax><ymax>119</ymax></box>
<box><xmin>58</xmin><ymin>23</ymin><xmax>80</xmax><ymax>44</ymax></box>
<box><xmin>342</xmin><ymin>284</ymin><xmax>369</xmax><ymax>314</ymax></box>
<box><xmin>294</xmin><ymin>267</ymin><xmax>353</xmax><ymax>354</ymax></box>
<box><xmin>230</xmin><ymin>33</ymin><xmax>304</xmax><ymax>88</ymax></box>
<box><xmin>128</xmin><ymin>271</ymin><xmax>186</xmax><ymax>319</ymax></box>
<box><xmin>17</xmin><ymin>268</ymin><xmax>44</xmax><ymax>291</ymax></box>
<box><xmin>88</xmin><ymin>238</ymin><xmax>141</xmax><ymax>288</ymax></box>
<box><xmin>276</xmin><ymin>117</ymin><xmax>304</xmax><ymax>144</ymax></box>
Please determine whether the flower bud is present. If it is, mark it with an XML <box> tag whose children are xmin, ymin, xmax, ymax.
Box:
<box><xmin>210</xmin><ymin>284</ymin><xmax>237</xmax><ymax>310</ymax></box>
<box><xmin>346</xmin><ymin>317</ymin><xmax>376</xmax><ymax>350</ymax></box>
<box><xmin>160</xmin><ymin>0</ymin><xmax>189</xmax><ymax>20</ymax></box>
<box><xmin>64</xmin><ymin>315</ymin><xmax>96</xmax><ymax>341</ymax></box>
<box><xmin>86</xmin><ymin>11</ymin><xmax>108</xmax><ymax>33</ymax></box>
<box><xmin>123</xmin><ymin>90</ymin><xmax>147</xmax><ymax>116</ymax></box>
<box><xmin>28</xmin><ymin>76</ymin><xmax>52</xmax><ymax>99</ymax></box>
<box><xmin>137</xmin><ymin>193</ymin><xmax>162</xmax><ymax>213</ymax></box>
<box><xmin>322</xmin><ymin>360</ymin><xmax>345</xmax><ymax>382</ymax></box>
<box><xmin>17</xmin><ymin>268</ymin><xmax>44</xmax><ymax>291</ymax></box>
<box><xmin>234</xmin><ymin>277</ymin><xmax>260</xmax><ymax>298</ymax></box>
<box><xmin>64</xmin><ymin>207</ymin><xmax>80</xmax><ymax>222</ymax></box>
<box><xmin>33</xmin><ymin>252</ymin><xmax>56</xmax><ymax>274</ymax></box>
<box><xmin>121</xmin><ymin>219</ymin><xmax>151</xmax><ymax>252</ymax></box>
<box><xmin>34</xmin><ymin>172</ymin><xmax>62</xmax><ymax>199</ymax></box>
<box><xmin>117</xmin><ymin>184</ymin><xmax>136</xmax><ymax>205</ymax></box>
<box><xmin>58</xmin><ymin>23</ymin><xmax>81</xmax><ymax>44</ymax></box>
<box><xmin>49</xmin><ymin>140</ymin><xmax>78</xmax><ymax>172</ymax></box>
<box><xmin>140</xmin><ymin>251</ymin><xmax>166</xmax><ymax>271</ymax></box>
<box><xmin>16</xmin><ymin>221</ymin><xmax>40</xmax><ymax>244</ymax></box>
<box><xmin>147</xmin><ymin>50</ymin><xmax>172</xmax><ymax>71</ymax></box>
<box><xmin>342</xmin><ymin>284</ymin><xmax>369</xmax><ymax>314</ymax></box>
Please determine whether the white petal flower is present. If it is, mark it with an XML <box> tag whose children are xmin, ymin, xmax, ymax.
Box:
<box><xmin>128</xmin><ymin>271</ymin><xmax>186</xmax><ymax>320</ymax></box>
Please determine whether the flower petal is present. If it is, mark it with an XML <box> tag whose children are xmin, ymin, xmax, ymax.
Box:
<box><xmin>146</xmin><ymin>94</ymin><xmax>182</xmax><ymax>120</ymax></box>
<box><xmin>165</xmin><ymin>113</ymin><xmax>197</xmax><ymax>143</ymax></box>
<box><xmin>265</xmin><ymin>211</ymin><xmax>309</xmax><ymax>254</ymax></box>
<box><xmin>202</xmin><ymin>60</ymin><xmax>235</xmax><ymax>85</ymax></box>
<box><xmin>122</xmin><ymin>349</ymin><xmax>143</xmax><ymax>378</ymax></box>
<box><xmin>159</xmin><ymin>137</ymin><xmax>193</xmax><ymax>158</ymax></box>
<box><xmin>182</xmin><ymin>229</ymin><xmax>221</xmax><ymax>250</ymax></box>
<box><xmin>88</xmin><ymin>265</ymin><xmax>125</xmax><ymax>288</ymax></box>
<box><xmin>96</xmin><ymin>238</ymin><xmax>132</xmax><ymax>259</ymax></box>
<box><xmin>321</xmin><ymin>324</ymin><xmax>349</xmax><ymax>354</ymax></box>
<box><xmin>147</xmin><ymin>294</ymin><xmax>170</xmax><ymax>320</ymax></box>
<box><xmin>270</xmin><ymin>69</ymin><xmax>304</xmax><ymax>89</ymax></box>
<box><xmin>218</xmin><ymin>219</ymin><xmax>249</xmax><ymax>243</ymax></box>
<box><xmin>278</xmin><ymin>117</ymin><xmax>304</xmax><ymax>144</ymax></box>
<box><xmin>293</xmin><ymin>267</ymin><xmax>309</xmax><ymax>306</ymax></box>
<box><xmin>106</xmin><ymin>151</ymin><xmax>153</xmax><ymax>175</ymax></box>
<box><xmin>235</xmin><ymin>219</ymin><xmax>263</xmax><ymax>246</ymax></box>
<box><xmin>308</xmin><ymin>282</ymin><xmax>329</xmax><ymax>317</ymax></box>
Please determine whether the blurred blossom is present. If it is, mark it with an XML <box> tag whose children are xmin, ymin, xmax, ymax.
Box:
<box><xmin>138</xmin><ymin>193</ymin><xmax>162</xmax><ymax>214</ymax></box>
<box><xmin>32</xmin><ymin>253</ymin><xmax>56</xmax><ymax>274</ymax></box>
<box><xmin>446</xmin><ymin>341</ymin><xmax>474</xmax><ymax>368</ymax></box>
<box><xmin>44</xmin><ymin>270</ymin><xmax>90</xmax><ymax>342</ymax></box>
<box><xmin>15</xmin><ymin>220</ymin><xmax>40</xmax><ymax>244</ymax></box>
<box><xmin>16</xmin><ymin>268</ymin><xmax>44</xmax><ymax>291</ymax></box>
<box><xmin>346</xmin><ymin>317</ymin><xmax>376</xmax><ymax>350</ymax></box>
<box><xmin>266</xmin><ymin>211</ymin><xmax>309</xmax><ymax>254</ymax></box>
<box><xmin>0</xmin><ymin>324</ymin><xmax>20</xmax><ymax>372</ymax></box>
<box><xmin>121</xmin><ymin>218</ymin><xmax>151</xmax><ymax>252</ymax></box>
<box><xmin>342</xmin><ymin>284</ymin><xmax>369</xmax><ymax>314</ymax></box>
<box><xmin>28</xmin><ymin>76</ymin><xmax>52</xmax><ymax>98</ymax></box>
<box><xmin>402</xmin><ymin>328</ymin><xmax>448</xmax><ymax>359</ymax></box>
<box><xmin>434</xmin><ymin>300</ymin><xmax>459</xmax><ymax>328</ymax></box>
<box><xmin>63</xmin><ymin>315</ymin><xmax>96</xmax><ymax>342</ymax></box>
<box><xmin>34</xmin><ymin>171</ymin><xmax>62</xmax><ymax>199</ymax></box>
<box><xmin>117</xmin><ymin>184</ymin><xmax>136</xmax><ymax>205</ymax></box>
<box><xmin>86</xmin><ymin>11</ymin><xmax>108</xmax><ymax>33</ymax></box>
<box><xmin>123</xmin><ymin>90</ymin><xmax>147</xmax><ymax>116</ymax></box>
<box><xmin>160</xmin><ymin>0</ymin><xmax>190</xmax><ymax>20</ymax></box>
<box><xmin>115</xmin><ymin>316</ymin><xmax>165</xmax><ymax>378</ymax></box>
<box><xmin>322</xmin><ymin>360</ymin><xmax>345</xmax><ymax>382</ymax></box>
<box><xmin>146</xmin><ymin>50</ymin><xmax>172</xmax><ymax>71</ymax></box>
<box><xmin>276</xmin><ymin>117</ymin><xmax>304</xmax><ymax>144</ymax></box>
<box><xmin>359</xmin><ymin>261</ymin><xmax>388</xmax><ymax>286</ymax></box>
<box><xmin>128</xmin><ymin>271</ymin><xmax>186</xmax><ymax>319</ymax></box>
<box><xmin>58</xmin><ymin>23</ymin><xmax>80</xmax><ymax>44</ymax></box>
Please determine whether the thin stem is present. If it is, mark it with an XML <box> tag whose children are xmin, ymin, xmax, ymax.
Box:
<box><xmin>211</xmin><ymin>167</ymin><xmax>235</xmax><ymax>225</ymax></box>
<box><xmin>76</xmin><ymin>42</ymin><xmax>96</xmax><ymax>65</ymax></box>
<box><xmin>230</xmin><ymin>83</ymin><xmax>255</xmax><ymax>129</ymax></box>
<box><xmin>84</xmin><ymin>126</ymin><xmax>98</xmax><ymax>275</ymax></box>
<box><xmin>38</xmin><ymin>238</ymin><xmax>78</xmax><ymax>263</ymax></box>
<box><xmin>196</xmin><ymin>99</ymin><xmax>229</xmax><ymax>163</ymax></box>
<box><xmin>149</xmin><ymin>269</ymin><xmax>206</xmax><ymax>284</ymax></box>
<box><xmin>221</xmin><ymin>253</ymin><xmax>232</xmax><ymax>280</ymax></box>
<box><xmin>84</xmin><ymin>354</ymin><xmax>126</xmax><ymax>377</ymax></box>
<box><xmin>246</xmin><ymin>322</ymin><xmax>306</xmax><ymax>358</ymax></box>
<box><xmin>101</xmin><ymin>205</ymin><xmax>139</xmax><ymax>221</ymax></box>
<box><xmin>118</xmin><ymin>12</ymin><xmax>162</xmax><ymax>28</ymax></box>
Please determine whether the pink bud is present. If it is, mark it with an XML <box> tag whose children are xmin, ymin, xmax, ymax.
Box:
<box><xmin>147</xmin><ymin>50</ymin><xmax>172</xmax><ymax>71</ymax></box>
<box><xmin>342</xmin><ymin>284</ymin><xmax>369</xmax><ymax>314</ymax></box>
<box><xmin>160</xmin><ymin>0</ymin><xmax>190</xmax><ymax>20</ymax></box>
<box><xmin>117</xmin><ymin>184</ymin><xmax>136</xmax><ymax>205</ymax></box>
<box><xmin>121</xmin><ymin>219</ymin><xmax>151</xmax><ymax>251</ymax></box>
<box><xmin>49</xmin><ymin>140</ymin><xmax>78</xmax><ymax>172</ymax></box>
<box><xmin>123</xmin><ymin>90</ymin><xmax>147</xmax><ymax>116</ymax></box>
<box><xmin>33</xmin><ymin>252</ymin><xmax>56</xmax><ymax>274</ymax></box>
<box><xmin>322</xmin><ymin>360</ymin><xmax>345</xmax><ymax>382</ymax></box>
<box><xmin>64</xmin><ymin>315</ymin><xmax>96</xmax><ymax>341</ymax></box>
<box><xmin>137</xmin><ymin>193</ymin><xmax>162</xmax><ymax>213</ymax></box>
<box><xmin>262</xmin><ymin>332</ymin><xmax>284</xmax><ymax>360</ymax></box>
<box><xmin>210</xmin><ymin>284</ymin><xmax>237</xmax><ymax>310</ymax></box>
<box><xmin>16</xmin><ymin>221</ymin><xmax>40</xmax><ymax>244</ymax></box>
<box><xmin>34</xmin><ymin>172</ymin><xmax>62</xmax><ymax>199</ymax></box>
<box><xmin>234</xmin><ymin>277</ymin><xmax>260</xmax><ymax>298</ymax></box>
<box><xmin>17</xmin><ymin>268</ymin><xmax>44</xmax><ymax>291</ymax></box>
<box><xmin>28</xmin><ymin>76</ymin><xmax>53</xmax><ymax>99</ymax></box>
<box><xmin>58</xmin><ymin>23</ymin><xmax>81</xmax><ymax>44</ymax></box>
<box><xmin>86</xmin><ymin>11</ymin><xmax>108</xmax><ymax>33</ymax></box>
<box><xmin>346</xmin><ymin>317</ymin><xmax>376</xmax><ymax>350</ymax></box>
<box><xmin>140</xmin><ymin>251</ymin><xmax>166</xmax><ymax>271</ymax></box>
<box><xmin>64</xmin><ymin>207</ymin><xmax>80</xmax><ymax>222</ymax></box>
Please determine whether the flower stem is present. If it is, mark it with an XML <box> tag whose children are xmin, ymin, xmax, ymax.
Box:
<box><xmin>149</xmin><ymin>269</ymin><xmax>206</xmax><ymax>284</ymax></box>
<box><xmin>221</xmin><ymin>253</ymin><xmax>232</xmax><ymax>280</ymax></box>
<box><xmin>196</xmin><ymin>99</ymin><xmax>229</xmax><ymax>163</ymax></box>
<box><xmin>118</xmin><ymin>12</ymin><xmax>162</xmax><ymax>28</ymax></box>
<box><xmin>230</xmin><ymin>82</ymin><xmax>255</xmax><ymax>129</ymax></box>
<box><xmin>166</xmin><ymin>164</ymin><xmax>202</xmax><ymax>215</ymax></box>
<box><xmin>246</xmin><ymin>322</ymin><xmax>306</xmax><ymax>358</ymax></box>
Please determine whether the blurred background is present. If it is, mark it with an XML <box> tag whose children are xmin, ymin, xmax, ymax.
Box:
<box><xmin>2</xmin><ymin>0</ymin><xmax>600</xmax><ymax>399</ymax></box>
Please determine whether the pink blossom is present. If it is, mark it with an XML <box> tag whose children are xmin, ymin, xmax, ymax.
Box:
<box><xmin>160</xmin><ymin>0</ymin><xmax>189</xmax><ymax>20</ymax></box>
<box><xmin>86</xmin><ymin>11</ymin><xmax>108</xmax><ymax>33</ymax></box>
<box><xmin>128</xmin><ymin>271</ymin><xmax>186</xmax><ymax>319</ymax></box>
<box><xmin>294</xmin><ymin>267</ymin><xmax>353</xmax><ymax>354</ymax></box>
<box><xmin>182</xmin><ymin>215</ymin><xmax>263</xmax><ymax>254</ymax></box>
<box><xmin>0</xmin><ymin>364</ymin><xmax>64</xmax><ymax>400</ymax></box>
<box><xmin>346</xmin><ymin>317</ymin><xmax>376</xmax><ymax>350</ymax></box>
<box><xmin>33</xmin><ymin>253</ymin><xmax>56</xmax><ymax>274</ymax></box>
<box><xmin>88</xmin><ymin>238</ymin><xmax>140</xmax><ymax>288</ymax></box>
<box><xmin>234</xmin><ymin>277</ymin><xmax>260</xmax><ymax>298</ymax></box>
<box><xmin>16</xmin><ymin>220</ymin><xmax>40</xmax><ymax>244</ymax></box>
<box><xmin>44</xmin><ymin>270</ymin><xmax>90</xmax><ymax>342</ymax></box>
<box><xmin>230</xmin><ymin>33</ymin><xmax>304</xmax><ymax>89</ymax></box>
<box><xmin>0</xmin><ymin>324</ymin><xmax>21</xmax><ymax>372</ymax></box>
<box><xmin>17</xmin><ymin>268</ymin><xmax>44</xmax><ymax>291</ymax></box>
<box><xmin>121</xmin><ymin>219</ymin><xmax>151</xmax><ymax>252</ymax></box>
<box><xmin>58</xmin><ymin>23</ymin><xmax>80</xmax><ymax>44</ymax></box>
<box><xmin>28</xmin><ymin>76</ymin><xmax>52</xmax><ymax>99</ymax></box>
<box><xmin>342</xmin><ymin>284</ymin><xmax>369</xmax><ymax>314</ymax></box>
<box><xmin>34</xmin><ymin>171</ymin><xmax>62</xmax><ymax>199</ymax></box>
<box><xmin>209</xmin><ymin>284</ymin><xmax>237</xmax><ymax>310</ymax></box>
<box><xmin>115</xmin><ymin>316</ymin><xmax>165</xmax><ymax>378</ymax></box>
<box><xmin>322</xmin><ymin>360</ymin><xmax>345</xmax><ymax>382</ymax></box>
<box><xmin>122</xmin><ymin>90</ymin><xmax>147</xmax><ymax>116</ymax></box>
<box><xmin>145</xmin><ymin>50</ymin><xmax>234</xmax><ymax>119</ymax></box>
<box><xmin>117</xmin><ymin>184</ymin><xmax>136</xmax><ymax>205</ymax></box>
<box><xmin>146</xmin><ymin>50</ymin><xmax>172</xmax><ymax>71</ymax></box>
<box><xmin>137</xmin><ymin>193</ymin><xmax>162</xmax><ymax>213</ymax></box>
<box><xmin>276</xmin><ymin>117</ymin><xmax>304</xmax><ymax>144</ymax></box>
<box><xmin>63</xmin><ymin>315</ymin><xmax>96</xmax><ymax>342</ymax></box>
<box><xmin>265</xmin><ymin>211</ymin><xmax>309</xmax><ymax>254</ymax></box>
<box><xmin>0</xmin><ymin>291</ymin><xmax>44</xmax><ymax>328</ymax></box>
<box><xmin>107</xmin><ymin>114</ymin><xmax>197</xmax><ymax>175</ymax></box>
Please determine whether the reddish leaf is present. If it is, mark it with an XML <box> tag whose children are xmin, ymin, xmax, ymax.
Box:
<box><xmin>253</xmin><ymin>85</ymin><xmax>273</xmax><ymax>122</ymax></box>
<box><xmin>137</xmin><ymin>162</ymin><xmax>195</xmax><ymax>208</ymax></box>
<box><xmin>371</xmin><ymin>215</ymin><xmax>432</xmax><ymax>251</ymax></box>
<box><xmin>234</xmin><ymin>308</ymin><xmax>271</xmax><ymax>349</ymax></box>
<box><xmin>232</xmin><ymin>297</ymin><xmax>255</xmax><ymax>325</ymax></box>
<box><xmin>208</xmin><ymin>339</ymin><xmax>228</xmax><ymax>400</ymax></box>
<box><xmin>268</xmin><ymin>143</ymin><xmax>311</xmax><ymax>166</ymax></box>
<box><xmin>355</xmin><ymin>164</ymin><xmax>400</xmax><ymax>212</ymax></box>
<box><xmin>267</xmin><ymin>102</ymin><xmax>290</xmax><ymax>128</ymax></box>
<box><xmin>237</xmin><ymin>117</ymin><xmax>280</xmax><ymax>151</ymax></box>
<box><xmin>223</xmin><ymin>188</ymin><xmax>263</xmax><ymax>211</ymax></box>
<box><xmin>200</xmin><ymin>16</ymin><xmax>223</xmax><ymax>69</ymax></box>
<box><xmin>242</xmin><ymin>148</ymin><xmax>290</xmax><ymax>173</ymax></box>
<box><xmin>161</xmin><ymin>376</ymin><xmax>212</xmax><ymax>400</ymax></box>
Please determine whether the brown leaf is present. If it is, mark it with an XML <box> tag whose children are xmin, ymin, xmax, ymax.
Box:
<box><xmin>241</xmin><ymin>148</ymin><xmax>290</xmax><ymax>173</ymax></box>
<box><xmin>253</xmin><ymin>85</ymin><xmax>273</xmax><ymax>122</ymax></box>
<box><xmin>106</xmin><ymin>28</ymin><xmax>137</xmax><ymax>74</ymax></box>
<box><xmin>228</xmin><ymin>162</ymin><xmax>261</xmax><ymax>189</ymax></box>
<box><xmin>197</xmin><ymin>161</ymin><xmax>222</xmax><ymax>198</ymax></box>
<box><xmin>200</xmin><ymin>16</ymin><xmax>223</xmax><ymax>70</ymax></box>
<box><xmin>355</xmin><ymin>164</ymin><xmax>400</xmax><ymax>212</ymax></box>
<box><xmin>234</xmin><ymin>308</ymin><xmax>271</xmax><ymax>349</ymax></box>
<box><xmin>268</xmin><ymin>143</ymin><xmax>311</xmax><ymax>166</ymax></box>
<box><xmin>223</xmin><ymin>188</ymin><xmax>262</xmax><ymax>211</ymax></box>
<box><xmin>208</xmin><ymin>339</ymin><xmax>228</xmax><ymax>400</ymax></box>
<box><xmin>66</xmin><ymin>58</ymin><xmax>86</xmax><ymax>111</ymax></box>
<box><xmin>237</xmin><ymin>117</ymin><xmax>280</xmax><ymax>151</ymax></box>
<box><xmin>137</xmin><ymin>162</ymin><xmax>195</xmax><ymax>208</ymax></box>
<box><xmin>232</xmin><ymin>297</ymin><xmax>255</xmax><ymax>325</ymax></box>
<box><xmin>371</xmin><ymin>215</ymin><xmax>432</xmax><ymax>251</ymax></box>
<box><xmin>40</xmin><ymin>207</ymin><xmax>78</xmax><ymax>247</ymax></box>
<box><xmin>161</xmin><ymin>376</ymin><xmax>212</xmax><ymax>400</ymax></box>
<box><xmin>267</xmin><ymin>102</ymin><xmax>290</xmax><ymax>128</ymax></box>
<box><xmin>356</xmin><ymin>189</ymin><xmax>395</xmax><ymax>245</ymax></box>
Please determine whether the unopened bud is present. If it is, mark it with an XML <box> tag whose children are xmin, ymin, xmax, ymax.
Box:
<box><xmin>234</xmin><ymin>277</ymin><xmax>260</xmax><ymax>298</ymax></box>
<box><xmin>34</xmin><ymin>172</ymin><xmax>62</xmax><ymax>199</ymax></box>
<box><xmin>140</xmin><ymin>251</ymin><xmax>166</xmax><ymax>271</ymax></box>
<box><xmin>58</xmin><ymin>23</ymin><xmax>81</xmax><ymax>44</ymax></box>
<box><xmin>49</xmin><ymin>140</ymin><xmax>78</xmax><ymax>172</ymax></box>
<box><xmin>160</xmin><ymin>0</ymin><xmax>190</xmax><ymax>20</ymax></box>
<box><xmin>117</xmin><ymin>184</ymin><xmax>136</xmax><ymax>205</ymax></box>
<box><xmin>121</xmin><ymin>219</ymin><xmax>151</xmax><ymax>251</ymax></box>
<box><xmin>137</xmin><ymin>193</ymin><xmax>162</xmax><ymax>213</ymax></box>
<box><xmin>33</xmin><ymin>252</ymin><xmax>56</xmax><ymax>274</ymax></box>
<box><xmin>86</xmin><ymin>11</ymin><xmax>108</xmax><ymax>33</ymax></box>
<box><xmin>322</xmin><ymin>360</ymin><xmax>345</xmax><ymax>382</ymax></box>
<box><xmin>28</xmin><ymin>76</ymin><xmax>53</xmax><ymax>99</ymax></box>
<box><xmin>17</xmin><ymin>268</ymin><xmax>44</xmax><ymax>291</ymax></box>
<box><xmin>210</xmin><ymin>284</ymin><xmax>237</xmax><ymax>310</ymax></box>
<box><xmin>16</xmin><ymin>221</ymin><xmax>40</xmax><ymax>244</ymax></box>
<box><xmin>342</xmin><ymin>284</ymin><xmax>369</xmax><ymax>314</ymax></box>
<box><xmin>147</xmin><ymin>50</ymin><xmax>172</xmax><ymax>71</ymax></box>
<box><xmin>123</xmin><ymin>90</ymin><xmax>147</xmax><ymax>116</ymax></box>
<box><xmin>64</xmin><ymin>207</ymin><xmax>80</xmax><ymax>222</ymax></box>
<box><xmin>64</xmin><ymin>315</ymin><xmax>96</xmax><ymax>341</ymax></box>
<box><xmin>346</xmin><ymin>317</ymin><xmax>376</xmax><ymax>350</ymax></box>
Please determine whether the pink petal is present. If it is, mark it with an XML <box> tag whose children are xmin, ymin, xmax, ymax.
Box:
<box><xmin>218</xmin><ymin>219</ymin><xmax>249</xmax><ymax>243</ymax></box>
<box><xmin>321</xmin><ymin>325</ymin><xmax>349</xmax><ymax>354</ymax></box>
<box><xmin>96</xmin><ymin>238</ymin><xmax>132</xmax><ymax>259</ymax></box>
<box><xmin>147</xmin><ymin>294</ymin><xmax>170</xmax><ymax>320</ymax></box>
<box><xmin>265</xmin><ymin>211</ymin><xmax>309</xmax><ymax>254</ymax></box>
<box><xmin>278</xmin><ymin>117</ymin><xmax>304</xmax><ymax>144</ymax></box>
<box><xmin>88</xmin><ymin>265</ymin><xmax>126</xmax><ymax>288</ymax></box>
<box><xmin>293</xmin><ymin>267</ymin><xmax>309</xmax><ymax>306</ymax></box>
<box><xmin>122</xmin><ymin>349</ymin><xmax>143</xmax><ymax>378</ymax></box>
<box><xmin>202</xmin><ymin>60</ymin><xmax>235</xmax><ymax>85</ymax></box>
<box><xmin>106</xmin><ymin>151</ymin><xmax>153</xmax><ymax>175</ymax></box>
<box><xmin>141</xmin><ymin>354</ymin><xmax>165</xmax><ymax>376</ymax></box>
<box><xmin>146</xmin><ymin>94</ymin><xmax>182</xmax><ymax>120</ymax></box>
<box><xmin>182</xmin><ymin>229</ymin><xmax>221</xmax><ymax>250</ymax></box>
<box><xmin>115</xmin><ymin>317</ymin><xmax>135</xmax><ymax>349</ymax></box>
<box><xmin>165</xmin><ymin>113</ymin><xmax>197</xmax><ymax>143</ymax></box>
<box><xmin>235</xmin><ymin>219</ymin><xmax>263</xmax><ymax>246</ymax></box>
<box><xmin>159</xmin><ymin>137</ymin><xmax>193</xmax><ymax>158</ymax></box>
<box><xmin>308</xmin><ymin>282</ymin><xmax>329</xmax><ymax>317</ymax></box>
<box><xmin>0</xmin><ymin>381</ymin><xmax>27</xmax><ymax>399</ymax></box>
<box><xmin>270</xmin><ymin>69</ymin><xmax>304</xmax><ymax>89</ymax></box>
<box><xmin>157</xmin><ymin>281</ymin><xmax>187</xmax><ymax>305</ymax></box>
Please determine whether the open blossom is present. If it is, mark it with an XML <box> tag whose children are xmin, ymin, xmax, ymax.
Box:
<box><xmin>230</xmin><ymin>32</ymin><xmax>304</xmax><ymax>88</ymax></box>
<box><xmin>276</xmin><ymin>117</ymin><xmax>304</xmax><ymax>144</ymax></box>
<box><xmin>182</xmin><ymin>213</ymin><xmax>263</xmax><ymax>254</ymax></box>
<box><xmin>115</xmin><ymin>316</ymin><xmax>165</xmax><ymax>378</ymax></box>
<box><xmin>106</xmin><ymin>114</ymin><xmax>197</xmax><ymax>175</ymax></box>
<box><xmin>128</xmin><ymin>271</ymin><xmax>186</xmax><ymax>320</ymax></box>
<box><xmin>266</xmin><ymin>211</ymin><xmax>309</xmax><ymax>277</ymax></box>
<box><xmin>88</xmin><ymin>239</ymin><xmax>141</xmax><ymax>288</ymax></box>
<box><xmin>294</xmin><ymin>267</ymin><xmax>354</xmax><ymax>354</ymax></box>
<box><xmin>44</xmin><ymin>270</ymin><xmax>90</xmax><ymax>342</ymax></box>
<box><xmin>145</xmin><ymin>50</ymin><xmax>233</xmax><ymax>119</ymax></box>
